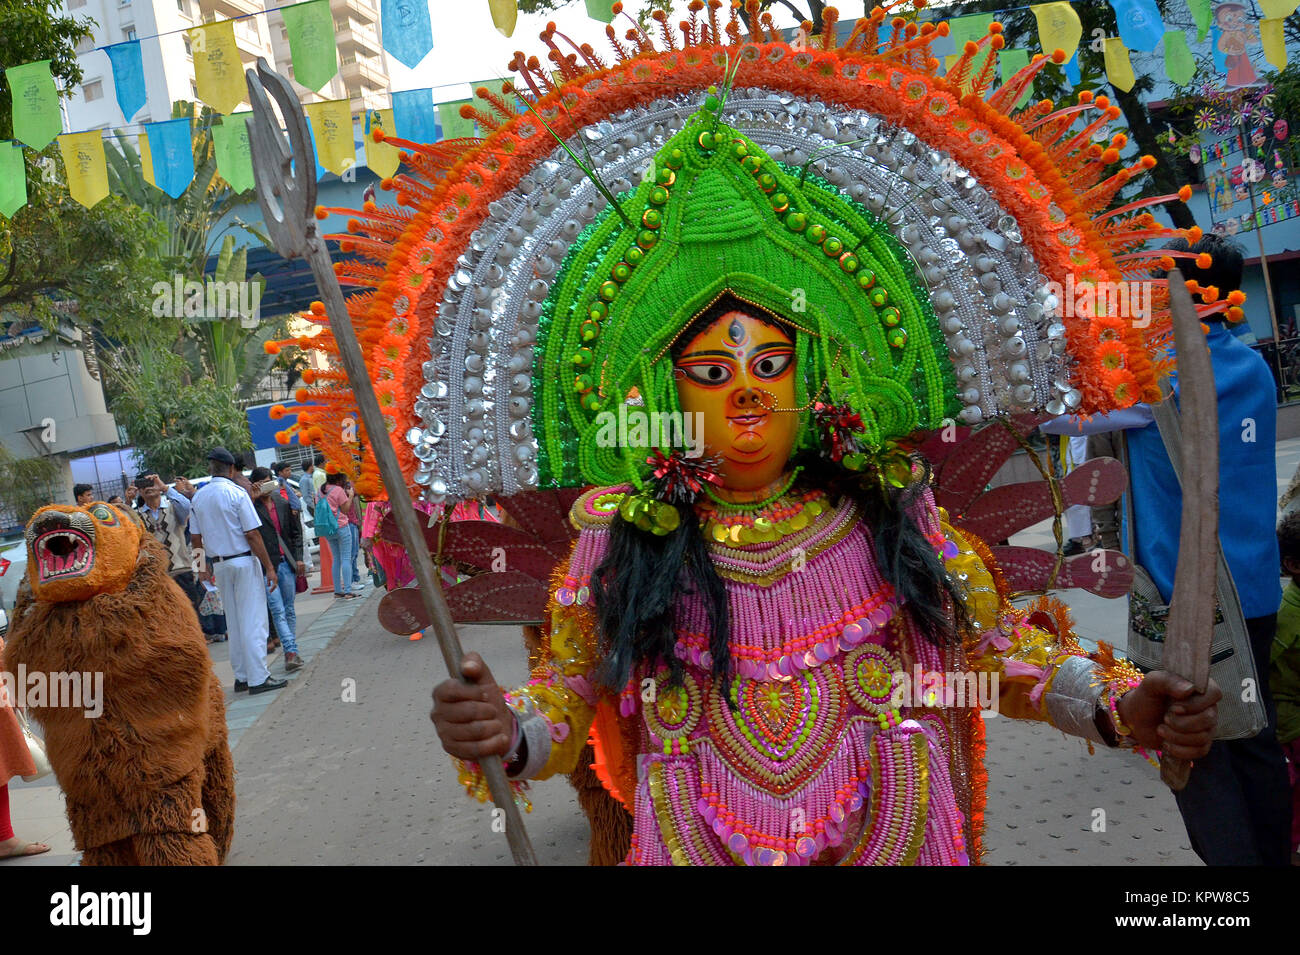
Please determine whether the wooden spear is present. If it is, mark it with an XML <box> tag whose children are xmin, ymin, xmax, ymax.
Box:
<box><xmin>1159</xmin><ymin>268</ymin><xmax>1218</xmax><ymax>791</ymax></box>
<box><xmin>242</xmin><ymin>58</ymin><xmax>538</xmax><ymax>864</ymax></box>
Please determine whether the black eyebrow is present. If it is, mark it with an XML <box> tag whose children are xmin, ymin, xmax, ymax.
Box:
<box><xmin>676</xmin><ymin>349</ymin><xmax>736</xmax><ymax>360</ymax></box>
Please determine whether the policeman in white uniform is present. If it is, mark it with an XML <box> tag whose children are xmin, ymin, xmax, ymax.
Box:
<box><xmin>188</xmin><ymin>448</ymin><xmax>287</xmax><ymax>694</ymax></box>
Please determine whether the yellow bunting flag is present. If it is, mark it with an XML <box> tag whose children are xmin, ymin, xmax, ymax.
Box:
<box><xmin>304</xmin><ymin>99</ymin><xmax>355</xmax><ymax>177</ymax></box>
<box><xmin>137</xmin><ymin>131</ymin><xmax>156</xmax><ymax>187</ymax></box>
<box><xmin>489</xmin><ymin>0</ymin><xmax>518</xmax><ymax>37</ymax></box>
<box><xmin>1032</xmin><ymin>2</ymin><xmax>1083</xmax><ymax>60</ymax></box>
<box><xmin>365</xmin><ymin>109</ymin><xmax>401</xmax><ymax>179</ymax></box>
<box><xmin>1259</xmin><ymin>0</ymin><xmax>1299</xmax><ymax>17</ymax></box>
<box><xmin>1103</xmin><ymin>37</ymin><xmax>1136</xmax><ymax>91</ymax></box>
<box><xmin>189</xmin><ymin>20</ymin><xmax>246</xmax><ymax>115</ymax></box>
<box><xmin>1261</xmin><ymin>19</ymin><xmax>1288</xmax><ymax>69</ymax></box>
<box><xmin>57</xmin><ymin>131</ymin><xmax>108</xmax><ymax>208</ymax></box>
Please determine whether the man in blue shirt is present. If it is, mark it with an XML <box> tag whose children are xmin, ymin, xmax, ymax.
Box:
<box><xmin>1043</xmin><ymin>235</ymin><xmax>1291</xmax><ymax>864</ymax></box>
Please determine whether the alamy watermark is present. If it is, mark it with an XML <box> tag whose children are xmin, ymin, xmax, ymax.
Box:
<box><xmin>151</xmin><ymin>275</ymin><xmax>262</xmax><ymax>326</ymax></box>
<box><xmin>891</xmin><ymin>666</ymin><xmax>1000</xmax><ymax>718</ymax></box>
<box><xmin>593</xmin><ymin>406</ymin><xmax>705</xmax><ymax>458</ymax></box>
<box><xmin>1042</xmin><ymin>274</ymin><xmax>1153</xmax><ymax>329</ymax></box>
<box><xmin>0</xmin><ymin>666</ymin><xmax>104</xmax><ymax>718</ymax></box>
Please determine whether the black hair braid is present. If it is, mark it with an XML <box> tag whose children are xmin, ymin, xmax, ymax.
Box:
<box><xmin>592</xmin><ymin>499</ymin><xmax>730</xmax><ymax>693</ymax></box>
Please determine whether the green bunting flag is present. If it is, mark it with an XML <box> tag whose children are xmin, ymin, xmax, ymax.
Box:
<box><xmin>585</xmin><ymin>0</ymin><xmax>616</xmax><ymax>22</ymax></box>
<box><xmin>949</xmin><ymin>14</ymin><xmax>995</xmax><ymax>81</ymax></box>
<box><xmin>1163</xmin><ymin>30</ymin><xmax>1196</xmax><ymax>85</ymax></box>
<box><xmin>438</xmin><ymin>99</ymin><xmax>476</xmax><ymax>140</ymax></box>
<box><xmin>0</xmin><ymin>142</ymin><xmax>27</xmax><ymax>217</ymax></box>
<box><xmin>1188</xmin><ymin>0</ymin><xmax>1213</xmax><ymax>41</ymax></box>
<box><xmin>281</xmin><ymin>0</ymin><xmax>338</xmax><ymax>92</ymax></box>
<box><xmin>999</xmin><ymin>48</ymin><xmax>1033</xmax><ymax>108</ymax></box>
<box><xmin>212</xmin><ymin>112</ymin><xmax>255</xmax><ymax>193</ymax></box>
<box><xmin>7</xmin><ymin>60</ymin><xmax>62</xmax><ymax>150</ymax></box>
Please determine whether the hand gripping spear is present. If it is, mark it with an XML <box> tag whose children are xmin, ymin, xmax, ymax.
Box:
<box><xmin>1159</xmin><ymin>269</ymin><xmax>1218</xmax><ymax>791</ymax></box>
<box><xmin>243</xmin><ymin>59</ymin><xmax>538</xmax><ymax>864</ymax></box>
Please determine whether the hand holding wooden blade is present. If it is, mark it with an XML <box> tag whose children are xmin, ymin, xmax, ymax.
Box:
<box><xmin>242</xmin><ymin>58</ymin><xmax>537</xmax><ymax>864</ymax></box>
<box><xmin>1159</xmin><ymin>268</ymin><xmax>1218</xmax><ymax>791</ymax></box>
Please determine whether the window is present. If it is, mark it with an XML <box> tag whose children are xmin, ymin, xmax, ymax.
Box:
<box><xmin>124</xmin><ymin>27</ymin><xmax>137</xmax><ymax>41</ymax></box>
<box><xmin>190</xmin><ymin>81</ymin><xmax>198</xmax><ymax>100</ymax></box>
<box><xmin>183</xmin><ymin>35</ymin><xmax>192</xmax><ymax>56</ymax></box>
<box><xmin>340</xmin><ymin>53</ymin><xmax>356</xmax><ymax>65</ymax></box>
<box><xmin>83</xmin><ymin>80</ymin><xmax>103</xmax><ymax>101</ymax></box>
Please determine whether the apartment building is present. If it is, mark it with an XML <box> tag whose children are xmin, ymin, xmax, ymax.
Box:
<box><xmin>58</xmin><ymin>0</ymin><xmax>388</xmax><ymax>129</ymax></box>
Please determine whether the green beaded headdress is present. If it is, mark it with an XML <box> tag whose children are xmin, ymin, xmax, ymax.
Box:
<box><xmin>538</xmin><ymin>99</ymin><xmax>956</xmax><ymax>490</ymax></box>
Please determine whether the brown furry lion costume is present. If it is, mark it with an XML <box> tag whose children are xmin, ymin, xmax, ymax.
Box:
<box><xmin>3</xmin><ymin>501</ymin><xmax>234</xmax><ymax>865</ymax></box>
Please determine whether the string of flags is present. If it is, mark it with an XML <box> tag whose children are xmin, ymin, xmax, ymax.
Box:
<box><xmin>0</xmin><ymin>0</ymin><xmax>1296</xmax><ymax>218</ymax></box>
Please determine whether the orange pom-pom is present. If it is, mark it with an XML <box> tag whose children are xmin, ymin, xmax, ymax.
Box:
<box><xmin>989</xmin><ymin>21</ymin><xmax>1003</xmax><ymax>33</ymax></box>
<box><xmin>991</xmin><ymin>35</ymin><xmax>1005</xmax><ymax>49</ymax></box>
<box><xmin>371</xmin><ymin>127</ymin><xmax>385</xmax><ymax>143</ymax></box>
<box><xmin>295</xmin><ymin>388</ymin><xmax>311</xmax><ymax>404</ymax></box>
<box><xmin>611</xmin><ymin>1</ymin><xmax>623</xmax><ymax>12</ymax></box>
<box><xmin>1159</xmin><ymin>255</ymin><xmax>1176</xmax><ymax>270</ymax></box>
<box><xmin>1111</xmin><ymin>133</ymin><xmax>1127</xmax><ymax>148</ymax></box>
<box><xmin>310</xmin><ymin>301</ymin><xmax>326</xmax><ymax>316</ymax></box>
<box><xmin>1095</xmin><ymin>95</ymin><xmax>1110</xmax><ymax>108</ymax></box>
<box><xmin>363</xmin><ymin>201</ymin><xmax>377</xmax><ymax>213</ymax></box>
<box><xmin>274</xmin><ymin>431</ymin><xmax>290</xmax><ymax>446</ymax></box>
<box><xmin>264</xmin><ymin>341</ymin><xmax>281</xmax><ymax>355</ymax></box>
<box><xmin>1201</xmin><ymin>285</ymin><xmax>1220</xmax><ymax>303</ymax></box>
<box><xmin>1227</xmin><ymin>290</ymin><xmax>1246</xmax><ymax>306</ymax></box>
<box><xmin>269</xmin><ymin>404</ymin><xmax>287</xmax><ymax>420</ymax></box>
<box><xmin>380</xmin><ymin>178</ymin><xmax>395</xmax><ymax>191</ymax></box>
<box><xmin>936</xmin><ymin>22</ymin><xmax>949</xmax><ymax>36</ymax></box>
<box><xmin>1101</xmin><ymin>148</ymin><xmax>1120</xmax><ymax>164</ymax></box>
<box><xmin>1226</xmin><ymin>306</ymin><xmax>1245</xmax><ymax>323</ymax></box>
<box><xmin>1178</xmin><ymin>185</ymin><xmax>1193</xmax><ymax>202</ymax></box>
<box><xmin>1196</xmin><ymin>253</ymin><xmax>1213</xmax><ymax>270</ymax></box>
<box><xmin>314</xmin><ymin>207</ymin><xmax>328</xmax><ymax>220</ymax></box>
<box><xmin>1141</xmin><ymin>155</ymin><xmax>1157</xmax><ymax>169</ymax></box>
<box><xmin>301</xmin><ymin>369</ymin><xmax>316</xmax><ymax>385</ymax></box>
<box><xmin>1187</xmin><ymin>226</ymin><xmax>1204</xmax><ymax>242</ymax></box>
<box><xmin>1051</xmin><ymin>48</ymin><xmax>1066</xmax><ymax>63</ymax></box>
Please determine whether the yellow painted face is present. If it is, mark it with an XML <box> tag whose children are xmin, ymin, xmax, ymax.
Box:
<box><xmin>673</xmin><ymin>310</ymin><xmax>800</xmax><ymax>492</ymax></box>
<box><xmin>25</xmin><ymin>503</ymin><xmax>143</xmax><ymax>603</ymax></box>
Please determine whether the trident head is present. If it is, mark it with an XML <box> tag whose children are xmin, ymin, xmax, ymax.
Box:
<box><xmin>245</xmin><ymin>58</ymin><xmax>317</xmax><ymax>260</ymax></box>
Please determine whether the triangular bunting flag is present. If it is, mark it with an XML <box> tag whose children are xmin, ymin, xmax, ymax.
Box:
<box><xmin>380</xmin><ymin>0</ymin><xmax>434</xmax><ymax>69</ymax></box>
<box><xmin>57</xmin><ymin>131</ymin><xmax>109</xmax><ymax>208</ymax></box>
<box><xmin>0</xmin><ymin>142</ymin><xmax>27</xmax><ymax>218</ymax></box>
<box><xmin>144</xmin><ymin>118</ymin><xmax>196</xmax><ymax>199</ymax></box>
<box><xmin>1261</xmin><ymin>18</ymin><xmax>1288</xmax><ymax>70</ymax></box>
<box><xmin>212</xmin><ymin>112</ymin><xmax>255</xmax><ymax>193</ymax></box>
<box><xmin>392</xmin><ymin>88</ymin><xmax>439</xmax><ymax>145</ymax></box>
<box><xmin>281</xmin><ymin>0</ymin><xmax>338</xmax><ymax>92</ymax></box>
<box><xmin>1103</xmin><ymin>37</ymin><xmax>1136</xmax><ymax>92</ymax></box>
<box><xmin>7</xmin><ymin>60</ymin><xmax>62</xmax><ymax>150</ymax></box>
<box><xmin>104</xmin><ymin>41</ymin><xmax>146</xmax><ymax>121</ymax></box>
<box><xmin>137</xmin><ymin>131</ymin><xmax>156</xmax><ymax>187</ymax></box>
<box><xmin>364</xmin><ymin>109</ymin><xmax>401</xmax><ymax>178</ymax></box>
<box><xmin>190</xmin><ymin>20</ymin><xmax>247</xmax><ymax>115</ymax></box>
<box><xmin>304</xmin><ymin>99</ymin><xmax>356</xmax><ymax>177</ymax></box>
<box><xmin>1032</xmin><ymin>2</ymin><xmax>1083</xmax><ymax>60</ymax></box>
<box><xmin>437</xmin><ymin>99</ymin><xmax>475</xmax><ymax>140</ymax></box>
<box><xmin>1108</xmin><ymin>0</ymin><xmax>1165</xmax><ymax>52</ymax></box>
<box><xmin>489</xmin><ymin>0</ymin><xmax>518</xmax><ymax>37</ymax></box>
<box><xmin>1163</xmin><ymin>30</ymin><xmax>1196</xmax><ymax>85</ymax></box>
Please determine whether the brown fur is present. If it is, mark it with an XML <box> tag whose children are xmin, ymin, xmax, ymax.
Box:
<box><xmin>3</xmin><ymin>534</ymin><xmax>234</xmax><ymax>865</ymax></box>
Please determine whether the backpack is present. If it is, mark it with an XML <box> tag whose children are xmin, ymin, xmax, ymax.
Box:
<box><xmin>314</xmin><ymin>496</ymin><xmax>339</xmax><ymax>539</ymax></box>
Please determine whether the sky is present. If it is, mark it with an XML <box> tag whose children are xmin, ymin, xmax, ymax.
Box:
<box><xmin>393</xmin><ymin>0</ymin><xmax>845</xmax><ymax>99</ymax></box>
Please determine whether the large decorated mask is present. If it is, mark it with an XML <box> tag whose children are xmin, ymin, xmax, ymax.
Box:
<box><xmin>25</xmin><ymin>503</ymin><xmax>143</xmax><ymax>603</ymax></box>
<box><xmin>271</xmin><ymin>7</ymin><xmax>1226</xmax><ymax>504</ymax></box>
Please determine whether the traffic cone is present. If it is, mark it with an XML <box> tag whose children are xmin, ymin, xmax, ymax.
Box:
<box><xmin>312</xmin><ymin>538</ymin><xmax>334</xmax><ymax>594</ymax></box>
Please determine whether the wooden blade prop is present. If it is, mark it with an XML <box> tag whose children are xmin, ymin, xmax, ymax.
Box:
<box><xmin>1160</xmin><ymin>268</ymin><xmax>1218</xmax><ymax>791</ymax></box>
<box><xmin>243</xmin><ymin>59</ymin><xmax>537</xmax><ymax>864</ymax></box>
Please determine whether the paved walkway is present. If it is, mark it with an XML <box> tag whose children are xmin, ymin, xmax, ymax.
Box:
<box><xmin>8</xmin><ymin>437</ymin><xmax>1298</xmax><ymax>866</ymax></box>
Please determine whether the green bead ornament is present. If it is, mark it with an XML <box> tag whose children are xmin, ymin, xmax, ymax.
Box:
<box><xmin>839</xmin><ymin>252</ymin><xmax>859</xmax><ymax>273</ymax></box>
<box><xmin>887</xmin><ymin>327</ymin><xmax>908</xmax><ymax>348</ymax></box>
<box><xmin>612</xmin><ymin>261</ymin><xmax>632</xmax><ymax>282</ymax></box>
<box><xmin>598</xmin><ymin>281</ymin><xmax>618</xmax><ymax>302</ymax></box>
<box><xmin>580</xmin><ymin>320</ymin><xmax>601</xmax><ymax>342</ymax></box>
<box><xmin>786</xmin><ymin>211</ymin><xmax>808</xmax><ymax>232</ymax></box>
<box><xmin>807</xmin><ymin>223</ymin><xmax>827</xmax><ymax>244</ymax></box>
<box><xmin>822</xmin><ymin>236</ymin><xmax>843</xmax><ymax>257</ymax></box>
<box><xmin>573</xmin><ymin>347</ymin><xmax>594</xmax><ymax>367</ymax></box>
<box><xmin>649</xmin><ymin>186</ymin><xmax>670</xmax><ymax>206</ymax></box>
<box><xmin>869</xmin><ymin>287</ymin><xmax>889</xmax><ymax>307</ymax></box>
<box><xmin>880</xmin><ymin>307</ymin><xmax>901</xmax><ymax>327</ymax></box>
